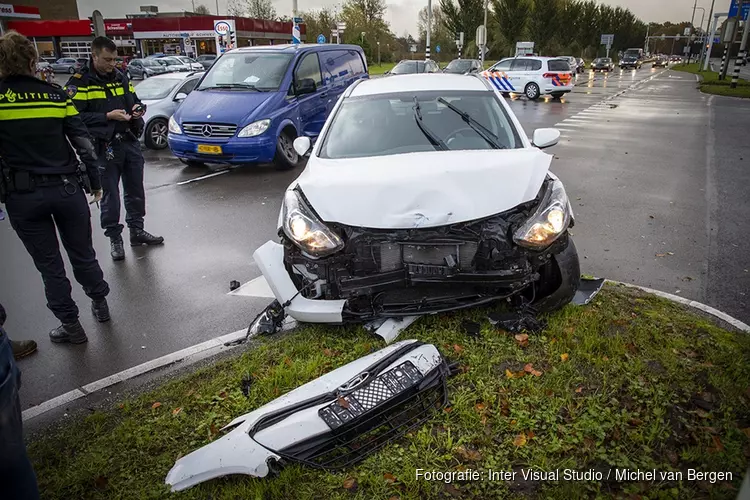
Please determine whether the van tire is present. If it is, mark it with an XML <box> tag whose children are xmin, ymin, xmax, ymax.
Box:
<box><xmin>274</xmin><ymin>129</ymin><xmax>301</xmax><ymax>171</ymax></box>
<box><xmin>525</xmin><ymin>82</ymin><xmax>541</xmax><ymax>100</ymax></box>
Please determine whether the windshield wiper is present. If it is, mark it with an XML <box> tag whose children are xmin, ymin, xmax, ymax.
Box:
<box><xmin>413</xmin><ymin>97</ymin><xmax>447</xmax><ymax>151</ymax></box>
<box><xmin>198</xmin><ymin>83</ymin><xmax>261</xmax><ymax>91</ymax></box>
<box><xmin>437</xmin><ymin>97</ymin><xmax>505</xmax><ymax>149</ymax></box>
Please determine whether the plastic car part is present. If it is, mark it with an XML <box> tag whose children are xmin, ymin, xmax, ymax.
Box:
<box><xmin>246</xmin><ymin>300</ymin><xmax>286</xmax><ymax>338</ymax></box>
<box><xmin>364</xmin><ymin>316</ymin><xmax>421</xmax><ymax>343</ymax></box>
<box><xmin>165</xmin><ymin>339</ymin><xmax>449</xmax><ymax>491</ymax></box>
<box><xmin>572</xmin><ymin>277</ymin><xmax>605</xmax><ymax>305</ymax></box>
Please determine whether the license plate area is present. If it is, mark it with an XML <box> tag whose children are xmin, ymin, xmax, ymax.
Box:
<box><xmin>197</xmin><ymin>144</ymin><xmax>223</xmax><ymax>154</ymax></box>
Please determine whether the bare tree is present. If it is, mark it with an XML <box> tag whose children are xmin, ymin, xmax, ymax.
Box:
<box><xmin>194</xmin><ymin>4</ymin><xmax>212</xmax><ymax>15</ymax></box>
<box><xmin>227</xmin><ymin>0</ymin><xmax>245</xmax><ymax>16</ymax></box>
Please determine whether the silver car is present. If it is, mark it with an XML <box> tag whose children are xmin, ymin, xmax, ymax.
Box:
<box><xmin>127</xmin><ymin>58</ymin><xmax>170</xmax><ymax>79</ymax></box>
<box><xmin>138</xmin><ymin>72</ymin><xmax>203</xmax><ymax>149</ymax></box>
<box><xmin>174</xmin><ymin>56</ymin><xmax>204</xmax><ymax>72</ymax></box>
<box><xmin>157</xmin><ymin>56</ymin><xmax>193</xmax><ymax>73</ymax></box>
<box><xmin>51</xmin><ymin>57</ymin><xmax>87</xmax><ymax>74</ymax></box>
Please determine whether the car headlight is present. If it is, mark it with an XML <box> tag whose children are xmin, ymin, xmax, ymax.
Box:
<box><xmin>168</xmin><ymin>116</ymin><xmax>182</xmax><ymax>134</ymax></box>
<box><xmin>282</xmin><ymin>190</ymin><xmax>344</xmax><ymax>258</ymax></box>
<box><xmin>237</xmin><ymin>119</ymin><xmax>271</xmax><ymax>138</ymax></box>
<box><xmin>513</xmin><ymin>179</ymin><xmax>573</xmax><ymax>249</ymax></box>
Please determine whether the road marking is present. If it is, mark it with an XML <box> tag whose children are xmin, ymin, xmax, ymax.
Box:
<box><xmin>177</xmin><ymin>169</ymin><xmax>230</xmax><ymax>185</ymax></box>
<box><xmin>22</xmin><ymin>328</ymin><xmax>247</xmax><ymax>422</ymax></box>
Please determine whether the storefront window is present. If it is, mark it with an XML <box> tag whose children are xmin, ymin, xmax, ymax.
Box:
<box><xmin>61</xmin><ymin>41</ymin><xmax>91</xmax><ymax>58</ymax></box>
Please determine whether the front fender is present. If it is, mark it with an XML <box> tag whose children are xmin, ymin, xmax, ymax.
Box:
<box><xmin>274</xmin><ymin>117</ymin><xmax>298</xmax><ymax>139</ymax></box>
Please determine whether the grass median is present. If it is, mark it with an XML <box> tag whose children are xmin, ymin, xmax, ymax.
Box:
<box><xmin>672</xmin><ymin>63</ymin><xmax>750</xmax><ymax>98</ymax></box>
<box><xmin>28</xmin><ymin>284</ymin><xmax>750</xmax><ymax>499</ymax></box>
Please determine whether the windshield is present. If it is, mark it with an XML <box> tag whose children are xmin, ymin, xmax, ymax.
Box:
<box><xmin>197</xmin><ymin>52</ymin><xmax>292</xmax><ymax>91</ymax></box>
<box><xmin>624</xmin><ymin>50</ymin><xmax>640</xmax><ymax>58</ymax></box>
<box><xmin>391</xmin><ymin>61</ymin><xmax>423</xmax><ymax>74</ymax></box>
<box><xmin>160</xmin><ymin>58</ymin><xmax>183</xmax><ymax>66</ymax></box>
<box><xmin>142</xmin><ymin>59</ymin><xmax>162</xmax><ymax>67</ymax></box>
<box><xmin>319</xmin><ymin>91</ymin><xmax>522</xmax><ymax>159</ymax></box>
<box><xmin>444</xmin><ymin>60</ymin><xmax>472</xmax><ymax>73</ymax></box>
<box><xmin>133</xmin><ymin>77</ymin><xmax>183</xmax><ymax>100</ymax></box>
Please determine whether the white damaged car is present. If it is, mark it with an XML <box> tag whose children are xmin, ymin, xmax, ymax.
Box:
<box><xmin>252</xmin><ymin>74</ymin><xmax>580</xmax><ymax>330</ymax></box>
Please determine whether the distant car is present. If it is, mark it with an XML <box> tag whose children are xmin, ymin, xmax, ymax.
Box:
<box><xmin>652</xmin><ymin>56</ymin><xmax>668</xmax><ymax>68</ymax></box>
<box><xmin>670</xmin><ymin>55</ymin><xmax>682</xmax><ymax>63</ymax></box>
<box><xmin>174</xmin><ymin>56</ymin><xmax>204</xmax><ymax>72</ymax></box>
<box><xmin>486</xmin><ymin>57</ymin><xmax>574</xmax><ymax>100</ymax></box>
<box><xmin>51</xmin><ymin>57</ymin><xmax>86</xmax><ymax>74</ymax></box>
<box><xmin>158</xmin><ymin>56</ymin><xmax>193</xmax><ymax>73</ymax></box>
<box><xmin>196</xmin><ymin>54</ymin><xmax>217</xmax><ymax>69</ymax></box>
<box><xmin>556</xmin><ymin>56</ymin><xmax>581</xmax><ymax>73</ymax></box>
<box><xmin>591</xmin><ymin>57</ymin><xmax>614</xmax><ymax>72</ymax></box>
<box><xmin>138</xmin><ymin>72</ymin><xmax>203</xmax><ymax>150</ymax></box>
<box><xmin>386</xmin><ymin>60</ymin><xmax>441</xmax><ymax>75</ymax></box>
<box><xmin>126</xmin><ymin>58</ymin><xmax>171</xmax><ymax>79</ymax></box>
<box><xmin>442</xmin><ymin>59</ymin><xmax>483</xmax><ymax>74</ymax></box>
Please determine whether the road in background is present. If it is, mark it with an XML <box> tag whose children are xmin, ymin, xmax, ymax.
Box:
<box><xmin>3</xmin><ymin>64</ymin><xmax>747</xmax><ymax>412</ymax></box>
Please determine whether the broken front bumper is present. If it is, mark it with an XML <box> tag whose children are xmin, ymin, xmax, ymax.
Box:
<box><xmin>165</xmin><ymin>340</ymin><xmax>449</xmax><ymax>491</ymax></box>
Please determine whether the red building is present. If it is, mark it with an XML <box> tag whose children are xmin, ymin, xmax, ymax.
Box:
<box><xmin>8</xmin><ymin>14</ymin><xmax>307</xmax><ymax>59</ymax></box>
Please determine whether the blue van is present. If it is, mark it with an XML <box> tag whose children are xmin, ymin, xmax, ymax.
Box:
<box><xmin>168</xmin><ymin>44</ymin><xmax>368</xmax><ymax>170</ymax></box>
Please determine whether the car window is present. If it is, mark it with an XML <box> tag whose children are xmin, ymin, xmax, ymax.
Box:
<box><xmin>392</xmin><ymin>61</ymin><xmax>424</xmax><ymax>74</ymax></box>
<box><xmin>198</xmin><ymin>52</ymin><xmax>292</xmax><ymax>91</ymax></box>
<box><xmin>528</xmin><ymin>59</ymin><xmax>542</xmax><ymax>71</ymax></box>
<box><xmin>547</xmin><ymin>59</ymin><xmax>570</xmax><ymax>72</ymax></box>
<box><xmin>493</xmin><ymin>60</ymin><xmax>512</xmax><ymax>71</ymax></box>
<box><xmin>133</xmin><ymin>77</ymin><xmax>183</xmax><ymax>100</ymax></box>
<box><xmin>177</xmin><ymin>78</ymin><xmax>199</xmax><ymax>95</ymax></box>
<box><xmin>320</xmin><ymin>90</ymin><xmax>522</xmax><ymax>159</ymax></box>
<box><xmin>510</xmin><ymin>59</ymin><xmax>529</xmax><ymax>71</ymax></box>
<box><xmin>295</xmin><ymin>52</ymin><xmax>322</xmax><ymax>90</ymax></box>
<box><xmin>320</xmin><ymin>49</ymin><xmax>365</xmax><ymax>85</ymax></box>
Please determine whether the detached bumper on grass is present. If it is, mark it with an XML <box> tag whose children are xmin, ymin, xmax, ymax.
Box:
<box><xmin>165</xmin><ymin>339</ymin><xmax>450</xmax><ymax>492</ymax></box>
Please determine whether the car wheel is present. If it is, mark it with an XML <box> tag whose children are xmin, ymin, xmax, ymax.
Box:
<box><xmin>531</xmin><ymin>236</ymin><xmax>580</xmax><ymax>313</ymax></box>
<box><xmin>525</xmin><ymin>82</ymin><xmax>541</xmax><ymax>100</ymax></box>
<box><xmin>274</xmin><ymin>128</ymin><xmax>301</xmax><ymax>171</ymax></box>
<box><xmin>68</xmin><ymin>67</ymin><xmax>75</xmax><ymax>74</ymax></box>
<box><xmin>551</xmin><ymin>92</ymin><xmax>565</xmax><ymax>99</ymax></box>
<box><xmin>144</xmin><ymin>119</ymin><xmax>168</xmax><ymax>150</ymax></box>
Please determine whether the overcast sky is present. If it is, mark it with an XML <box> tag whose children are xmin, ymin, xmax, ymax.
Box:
<box><xmin>77</xmin><ymin>0</ymin><xmax>711</xmax><ymax>39</ymax></box>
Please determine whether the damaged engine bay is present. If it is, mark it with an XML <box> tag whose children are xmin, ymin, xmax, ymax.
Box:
<box><xmin>283</xmin><ymin>178</ymin><xmax>578</xmax><ymax>322</ymax></box>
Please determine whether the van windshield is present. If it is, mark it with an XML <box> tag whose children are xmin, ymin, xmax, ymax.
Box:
<box><xmin>197</xmin><ymin>52</ymin><xmax>293</xmax><ymax>91</ymax></box>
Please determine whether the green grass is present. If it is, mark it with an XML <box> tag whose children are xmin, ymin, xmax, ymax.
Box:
<box><xmin>368</xmin><ymin>62</ymin><xmax>396</xmax><ymax>75</ymax></box>
<box><xmin>672</xmin><ymin>63</ymin><xmax>750</xmax><ymax>97</ymax></box>
<box><xmin>28</xmin><ymin>285</ymin><xmax>750</xmax><ymax>499</ymax></box>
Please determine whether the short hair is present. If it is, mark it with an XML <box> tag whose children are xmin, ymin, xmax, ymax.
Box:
<box><xmin>0</xmin><ymin>30</ymin><xmax>37</xmax><ymax>77</ymax></box>
<box><xmin>92</xmin><ymin>36</ymin><xmax>117</xmax><ymax>54</ymax></box>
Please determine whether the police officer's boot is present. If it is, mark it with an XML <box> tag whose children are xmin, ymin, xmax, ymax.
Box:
<box><xmin>111</xmin><ymin>236</ymin><xmax>125</xmax><ymax>261</ymax></box>
<box><xmin>91</xmin><ymin>298</ymin><xmax>110</xmax><ymax>323</ymax></box>
<box><xmin>130</xmin><ymin>229</ymin><xmax>164</xmax><ymax>246</ymax></box>
<box><xmin>49</xmin><ymin>321</ymin><xmax>88</xmax><ymax>344</ymax></box>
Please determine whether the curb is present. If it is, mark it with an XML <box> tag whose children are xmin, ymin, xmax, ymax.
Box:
<box><xmin>606</xmin><ymin>280</ymin><xmax>750</xmax><ymax>333</ymax></box>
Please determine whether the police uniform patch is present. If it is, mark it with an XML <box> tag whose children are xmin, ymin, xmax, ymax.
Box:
<box><xmin>66</xmin><ymin>85</ymin><xmax>77</xmax><ymax>98</ymax></box>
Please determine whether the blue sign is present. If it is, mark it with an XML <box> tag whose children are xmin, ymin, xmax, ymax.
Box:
<box><xmin>317</xmin><ymin>34</ymin><xmax>326</xmax><ymax>44</ymax></box>
<box><xmin>728</xmin><ymin>0</ymin><xmax>750</xmax><ymax>20</ymax></box>
<box><xmin>435</xmin><ymin>44</ymin><xmax>441</xmax><ymax>53</ymax></box>
<box><xmin>293</xmin><ymin>16</ymin><xmax>304</xmax><ymax>24</ymax></box>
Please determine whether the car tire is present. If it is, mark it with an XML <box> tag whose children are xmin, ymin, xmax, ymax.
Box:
<box><xmin>144</xmin><ymin>119</ymin><xmax>168</xmax><ymax>150</ymax></box>
<box><xmin>525</xmin><ymin>82</ymin><xmax>541</xmax><ymax>100</ymax></box>
<box><xmin>274</xmin><ymin>128</ymin><xmax>301</xmax><ymax>171</ymax></box>
<box><xmin>68</xmin><ymin>67</ymin><xmax>75</xmax><ymax>74</ymax></box>
<box><xmin>551</xmin><ymin>92</ymin><xmax>565</xmax><ymax>99</ymax></box>
<box><xmin>532</xmin><ymin>236</ymin><xmax>580</xmax><ymax>313</ymax></box>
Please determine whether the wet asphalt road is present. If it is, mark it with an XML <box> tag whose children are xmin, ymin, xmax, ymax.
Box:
<box><xmin>3</xmin><ymin>64</ymin><xmax>748</xmax><ymax>410</ymax></box>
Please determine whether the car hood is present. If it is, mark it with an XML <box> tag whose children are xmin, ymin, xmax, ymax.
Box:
<box><xmin>295</xmin><ymin>149</ymin><xmax>552</xmax><ymax>229</ymax></box>
<box><xmin>175</xmin><ymin>90</ymin><xmax>276</xmax><ymax>125</ymax></box>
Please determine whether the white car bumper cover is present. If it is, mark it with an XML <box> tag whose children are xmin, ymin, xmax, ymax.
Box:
<box><xmin>253</xmin><ymin>240</ymin><xmax>346</xmax><ymax>323</ymax></box>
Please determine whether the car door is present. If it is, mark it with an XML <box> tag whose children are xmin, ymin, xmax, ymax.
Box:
<box><xmin>292</xmin><ymin>51</ymin><xmax>327</xmax><ymax>137</ymax></box>
<box><xmin>507</xmin><ymin>59</ymin><xmax>530</xmax><ymax>92</ymax></box>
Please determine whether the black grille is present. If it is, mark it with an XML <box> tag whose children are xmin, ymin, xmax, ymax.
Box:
<box><xmin>274</xmin><ymin>364</ymin><xmax>448</xmax><ymax>470</ymax></box>
<box><xmin>379</xmin><ymin>242</ymin><xmax>478</xmax><ymax>272</ymax></box>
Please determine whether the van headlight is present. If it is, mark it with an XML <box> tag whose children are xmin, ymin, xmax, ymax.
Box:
<box><xmin>168</xmin><ymin>116</ymin><xmax>182</xmax><ymax>134</ymax></box>
<box><xmin>238</xmin><ymin>119</ymin><xmax>271</xmax><ymax>138</ymax></box>
<box><xmin>282</xmin><ymin>190</ymin><xmax>344</xmax><ymax>258</ymax></box>
<box><xmin>513</xmin><ymin>179</ymin><xmax>573</xmax><ymax>249</ymax></box>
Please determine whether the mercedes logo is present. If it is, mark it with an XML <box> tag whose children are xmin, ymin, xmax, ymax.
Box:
<box><xmin>201</xmin><ymin>124</ymin><xmax>213</xmax><ymax>137</ymax></box>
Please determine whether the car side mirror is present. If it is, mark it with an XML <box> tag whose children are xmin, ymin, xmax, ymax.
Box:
<box><xmin>532</xmin><ymin>128</ymin><xmax>561</xmax><ymax>149</ymax></box>
<box><xmin>293</xmin><ymin>136</ymin><xmax>312</xmax><ymax>156</ymax></box>
<box><xmin>295</xmin><ymin>78</ymin><xmax>316</xmax><ymax>96</ymax></box>
<box><xmin>174</xmin><ymin>92</ymin><xmax>188</xmax><ymax>101</ymax></box>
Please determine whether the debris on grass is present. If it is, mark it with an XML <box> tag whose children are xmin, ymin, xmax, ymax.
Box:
<box><xmin>489</xmin><ymin>311</ymin><xmax>546</xmax><ymax>334</ymax></box>
<box><xmin>572</xmin><ymin>277</ymin><xmax>605</xmax><ymax>305</ymax></box>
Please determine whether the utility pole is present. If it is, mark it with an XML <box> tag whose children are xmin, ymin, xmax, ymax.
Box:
<box><xmin>688</xmin><ymin>0</ymin><xmax>697</xmax><ymax>62</ymax></box>
<box><xmin>721</xmin><ymin>5</ymin><xmax>741</xmax><ymax>80</ymax></box>
<box><xmin>215</xmin><ymin>0</ymin><xmax>219</xmax><ymax>15</ymax></box>
<box><xmin>701</xmin><ymin>0</ymin><xmax>717</xmax><ymax>69</ymax></box>
<box><xmin>481</xmin><ymin>0</ymin><xmax>488</xmax><ymax>65</ymax></box>
<box><xmin>426</xmin><ymin>0</ymin><xmax>431</xmax><ymax>61</ymax></box>
<box><xmin>645</xmin><ymin>23</ymin><xmax>650</xmax><ymax>54</ymax></box>
<box><xmin>377</xmin><ymin>41</ymin><xmax>381</xmax><ymax>66</ymax></box>
<box><xmin>731</xmin><ymin>15</ymin><xmax>749</xmax><ymax>87</ymax></box>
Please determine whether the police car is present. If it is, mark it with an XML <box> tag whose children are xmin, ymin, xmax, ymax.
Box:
<box><xmin>483</xmin><ymin>57</ymin><xmax>574</xmax><ymax>100</ymax></box>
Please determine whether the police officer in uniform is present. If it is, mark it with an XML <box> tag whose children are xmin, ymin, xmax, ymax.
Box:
<box><xmin>0</xmin><ymin>31</ymin><xmax>110</xmax><ymax>344</ymax></box>
<box><xmin>66</xmin><ymin>36</ymin><xmax>163</xmax><ymax>261</ymax></box>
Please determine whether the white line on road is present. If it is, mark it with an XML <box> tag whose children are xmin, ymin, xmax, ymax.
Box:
<box><xmin>176</xmin><ymin>170</ymin><xmax>230</xmax><ymax>185</ymax></box>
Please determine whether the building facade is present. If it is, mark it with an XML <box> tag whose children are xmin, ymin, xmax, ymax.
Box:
<box><xmin>13</xmin><ymin>0</ymin><xmax>76</xmax><ymax>20</ymax></box>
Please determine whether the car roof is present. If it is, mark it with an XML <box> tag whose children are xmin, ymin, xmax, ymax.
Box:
<box><xmin>349</xmin><ymin>74</ymin><xmax>489</xmax><ymax>97</ymax></box>
<box><xmin>498</xmin><ymin>56</ymin><xmax>566</xmax><ymax>61</ymax></box>
<box><xmin>231</xmin><ymin>43</ymin><xmax>362</xmax><ymax>54</ymax></box>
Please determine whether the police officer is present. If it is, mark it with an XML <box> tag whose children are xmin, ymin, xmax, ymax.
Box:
<box><xmin>0</xmin><ymin>31</ymin><xmax>110</xmax><ymax>344</ymax></box>
<box><xmin>66</xmin><ymin>36</ymin><xmax>163</xmax><ymax>261</ymax></box>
